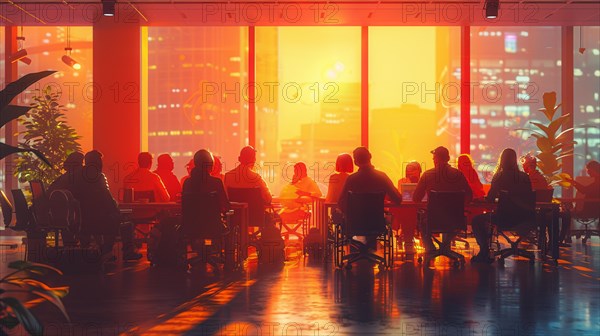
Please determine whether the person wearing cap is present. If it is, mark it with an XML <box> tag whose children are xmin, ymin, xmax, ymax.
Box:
<box><xmin>123</xmin><ymin>152</ymin><xmax>171</xmax><ymax>203</ymax></box>
<box><xmin>521</xmin><ymin>154</ymin><xmax>550</xmax><ymax>191</ymax></box>
<box><xmin>413</xmin><ymin>146</ymin><xmax>473</xmax><ymax>252</ymax></box>
<box><xmin>338</xmin><ymin>147</ymin><xmax>402</xmax><ymax>250</ymax></box>
<box><xmin>224</xmin><ymin>146</ymin><xmax>272</xmax><ymax>205</ymax></box>
<box><xmin>153</xmin><ymin>153</ymin><xmax>182</xmax><ymax>201</ymax></box>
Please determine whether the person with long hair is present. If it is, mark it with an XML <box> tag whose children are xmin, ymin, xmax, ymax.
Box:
<box><xmin>325</xmin><ymin>153</ymin><xmax>354</xmax><ymax>203</ymax></box>
<box><xmin>471</xmin><ymin>148</ymin><xmax>532</xmax><ymax>263</ymax></box>
<box><xmin>457</xmin><ymin>154</ymin><xmax>485</xmax><ymax>199</ymax></box>
<box><xmin>279</xmin><ymin>162</ymin><xmax>322</xmax><ymax>226</ymax></box>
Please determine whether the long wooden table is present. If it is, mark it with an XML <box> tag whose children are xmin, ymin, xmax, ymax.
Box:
<box><xmin>118</xmin><ymin>201</ymin><xmax>250</xmax><ymax>260</ymax></box>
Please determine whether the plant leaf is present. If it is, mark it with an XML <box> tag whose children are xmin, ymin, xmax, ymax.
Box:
<box><xmin>30</xmin><ymin>290</ymin><xmax>70</xmax><ymax>322</ymax></box>
<box><xmin>0</xmin><ymin>297</ymin><xmax>43</xmax><ymax>336</ymax></box>
<box><xmin>0</xmin><ymin>71</ymin><xmax>56</xmax><ymax>110</ymax></box>
<box><xmin>7</xmin><ymin>260</ymin><xmax>63</xmax><ymax>275</ymax></box>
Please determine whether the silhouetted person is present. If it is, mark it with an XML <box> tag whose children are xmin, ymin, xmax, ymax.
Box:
<box><xmin>521</xmin><ymin>155</ymin><xmax>550</xmax><ymax>191</ymax></box>
<box><xmin>325</xmin><ymin>153</ymin><xmax>353</xmax><ymax>203</ymax></box>
<box><xmin>414</xmin><ymin>146</ymin><xmax>473</xmax><ymax>252</ymax></box>
<box><xmin>79</xmin><ymin>150</ymin><xmax>142</xmax><ymax>261</ymax></box>
<box><xmin>398</xmin><ymin>161</ymin><xmax>422</xmax><ymax>185</ymax></box>
<box><xmin>182</xmin><ymin>149</ymin><xmax>231</xmax><ymax>263</ymax></box>
<box><xmin>457</xmin><ymin>154</ymin><xmax>486</xmax><ymax>199</ymax></box>
<box><xmin>153</xmin><ymin>153</ymin><xmax>182</xmax><ymax>201</ymax></box>
<box><xmin>48</xmin><ymin>151</ymin><xmax>85</xmax><ymax>194</ymax></box>
<box><xmin>224</xmin><ymin>146</ymin><xmax>272</xmax><ymax>205</ymax></box>
<box><xmin>565</xmin><ymin>160</ymin><xmax>600</xmax><ymax>239</ymax></box>
<box><xmin>124</xmin><ymin>152</ymin><xmax>170</xmax><ymax>202</ymax></box>
<box><xmin>279</xmin><ymin>162</ymin><xmax>322</xmax><ymax>225</ymax></box>
<box><xmin>471</xmin><ymin>148</ymin><xmax>532</xmax><ymax>263</ymax></box>
<box><xmin>394</xmin><ymin>161</ymin><xmax>422</xmax><ymax>254</ymax></box>
<box><xmin>338</xmin><ymin>147</ymin><xmax>401</xmax><ymax>249</ymax></box>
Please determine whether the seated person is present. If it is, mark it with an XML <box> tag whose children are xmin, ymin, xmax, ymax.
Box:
<box><xmin>471</xmin><ymin>148</ymin><xmax>532</xmax><ymax>263</ymax></box>
<box><xmin>325</xmin><ymin>153</ymin><xmax>353</xmax><ymax>204</ymax></box>
<box><xmin>79</xmin><ymin>150</ymin><xmax>141</xmax><ymax>261</ymax></box>
<box><xmin>279</xmin><ymin>162</ymin><xmax>322</xmax><ymax>225</ymax></box>
<box><xmin>414</xmin><ymin>146</ymin><xmax>473</xmax><ymax>252</ymax></box>
<box><xmin>123</xmin><ymin>152</ymin><xmax>170</xmax><ymax>203</ymax></box>
<box><xmin>522</xmin><ymin>154</ymin><xmax>551</xmax><ymax>192</ymax></box>
<box><xmin>338</xmin><ymin>147</ymin><xmax>402</xmax><ymax>250</ymax></box>
<box><xmin>224</xmin><ymin>146</ymin><xmax>272</xmax><ymax>206</ymax></box>
<box><xmin>394</xmin><ymin>161</ymin><xmax>422</xmax><ymax>254</ymax></box>
<box><xmin>182</xmin><ymin>149</ymin><xmax>231</xmax><ymax>260</ymax></box>
<box><xmin>153</xmin><ymin>154</ymin><xmax>182</xmax><ymax>202</ymax></box>
<box><xmin>457</xmin><ymin>154</ymin><xmax>486</xmax><ymax>200</ymax></box>
<box><xmin>566</xmin><ymin>160</ymin><xmax>600</xmax><ymax>220</ymax></box>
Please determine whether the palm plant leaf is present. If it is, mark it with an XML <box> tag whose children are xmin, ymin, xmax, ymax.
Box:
<box><xmin>0</xmin><ymin>144</ymin><xmax>51</xmax><ymax>167</ymax></box>
<box><xmin>0</xmin><ymin>298</ymin><xmax>43</xmax><ymax>336</ymax></box>
<box><xmin>0</xmin><ymin>105</ymin><xmax>31</xmax><ymax>129</ymax></box>
<box><xmin>0</xmin><ymin>71</ymin><xmax>56</xmax><ymax>110</ymax></box>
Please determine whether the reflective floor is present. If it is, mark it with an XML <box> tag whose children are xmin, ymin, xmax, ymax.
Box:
<box><xmin>1</xmin><ymin>235</ymin><xmax>599</xmax><ymax>335</ymax></box>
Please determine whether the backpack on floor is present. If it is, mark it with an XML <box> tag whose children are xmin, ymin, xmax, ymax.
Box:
<box><xmin>147</xmin><ymin>216</ymin><xmax>187</xmax><ymax>269</ymax></box>
<box><xmin>257</xmin><ymin>223</ymin><xmax>285</xmax><ymax>266</ymax></box>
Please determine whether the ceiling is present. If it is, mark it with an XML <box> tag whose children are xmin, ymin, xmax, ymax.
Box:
<box><xmin>0</xmin><ymin>1</ymin><xmax>599</xmax><ymax>26</ymax></box>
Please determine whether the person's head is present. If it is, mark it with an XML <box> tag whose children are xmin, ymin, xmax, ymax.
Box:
<box><xmin>63</xmin><ymin>152</ymin><xmax>84</xmax><ymax>172</ymax></box>
<box><xmin>521</xmin><ymin>154</ymin><xmax>538</xmax><ymax>174</ymax></box>
<box><xmin>156</xmin><ymin>154</ymin><xmax>174</xmax><ymax>171</ymax></box>
<box><xmin>211</xmin><ymin>156</ymin><xmax>223</xmax><ymax>177</ymax></box>
<box><xmin>457</xmin><ymin>154</ymin><xmax>475</xmax><ymax>173</ymax></box>
<box><xmin>405</xmin><ymin>161</ymin><xmax>422</xmax><ymax>183</ymax></box>
<box><xmin>292</xmin><ymin>162</ymin><xmax>308</xmax><ymax>184</ymax></box>
<box><xmin>238</xmin><ymin>146</ymin><xmax>257</xmax><ymax>165</ymax></box>
<box><xmin>495</xmin><ymin>148</ymin><xmax>519</xmax><ymax>175</ymax></box>
<box><xmin>586</xmin><ymin>160</ymin><xmax>600</xmax><ymax>178</ymax></box>
<box><xmin>84</xmin><ymin>150</ymin><xmax>103</xmax><ymax>171</ymax></box>
<box><xmin>185</xmin><ymin>159</ymin><xmax>194</xmax><ymax>175</ymax></box>
<box><xmin>431</xmin><ymin>146</ymin><xmax>450</xmax><ymax>167</ymax></box>
<box><xmin>138</xmin><ymin>152</ymin><xmax>153</xmax><ymax>169</ymax></box>
<box><xmin>335</xmin><ymin>153</ymin><xmax>354</xmax><ymax>174</ymax></box>
<box><xmin>193</xmin><ymin>149</ymin><xmax>214</xmax><ymax>174</ymax></box>
<box><xmin>352</xmin><ymin>147</ymin><xmax>372</xmax><ymax>168</ymax></box>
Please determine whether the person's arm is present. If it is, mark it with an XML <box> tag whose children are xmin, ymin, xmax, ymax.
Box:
<box><xmin>217</xmin><ymin>180</ymin><xmax>231</xmax><ymax>213</ymax></box>
<box><xmin>384</xmin><ymin>174</ymin><xmax>402</xmax><ymax>205</ymax></box>
<box><xmin>413</xmin><ymin>175</ymin><xmax>427</xmax><ymax>202</ymax></box>
<box><xmin>460</xmin><ymin>174</ymin><xmax>473</xmax><ymax>203</ymax></box>
<box><xmin>259</xmin><ymin>177</ymin><xmax>272</xmax><ymax>205</ymax></box>
<box><xmin>486</xmin><ymin>174</ymin><xmax>500</xmax><ymax>202</ymax></box>
<box><xmin>307</xmin><ymin>179</ymin><xmax>322</xmax><ymax>197</ymax></box>
<box><xmin>337</xmin><ymin>177</ymin><xmax>351</xmax><ymax>214</ymax></box>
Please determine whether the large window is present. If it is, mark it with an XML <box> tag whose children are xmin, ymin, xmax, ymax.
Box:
<box><xmin>573</xmin><ymin>26</ymin><xmax>600</xmax><ymax>177</ymax></box>
<box><xmin>369</xmin><ymin>27</ymin><xmax>461</xmax><ymax>185</ymax></box>
<box><xmin>146</xmin><ymin>27</ymin><xmax>248</xmax><ymax>179</ymax></box>
<box><xmin>470</xmin><ymin>27</ymin><xmax>562</xmax><ymax>181</ymax></box>
<box><xmin>256</xmin><ymin>27</ymin><xmax>361</xmax><ymax>194</ymax></box>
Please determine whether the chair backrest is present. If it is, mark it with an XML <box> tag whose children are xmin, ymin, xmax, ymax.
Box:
<box><xmin>182</xmin><ymin>191</ymin><xmax>222</xmax><ymax>238</ymax></box>
<box><xmin>48</xmin><ymin>189</ymin><xmax>79</xmax><ymax>230</ymax></box>
<box><xmin>29</xmin><ymin>181</ymin><xmax>52</xmax><ymax>228</ymax></box>
<box><xmin>535</xmin><ymin>188</ymin><xmax>554</xmax><ymax>203</ymax></box>
<box><xmin>29</xmin><ymin>180</ymin><xmax>47</xmax><ymax>201</ymax></box>
<box><xmin>426</xmin><ymin>190</ymin><xmax>466</xmax><ymax>233</ymax></box>
<box><xmin>0</xmin><ymin>190</ymin><xmax>14</xmax><ymax>228</ymax></box>
<box><xmin>344</xmin><ymin>191</ymin><xmax>386</xmax><ymax>236</ymax></box>
<box><xmin>227</xmin><ymin>187</ymin><xmax>265</xmax><ymax>227</ymax></box>
<box><xmin>496</xmin><ymin>190</ymin><xmax>536</xmax><ymax>229</ymax></box>
<box><xmin>11</xmin><ymin>189</ymin><xmax>31</xmax><ymax>231</ymax></box>
<box><xmin>134</xmin><ymin>190</ymin><xmax>155</xmax><ymax>202</ymax></box>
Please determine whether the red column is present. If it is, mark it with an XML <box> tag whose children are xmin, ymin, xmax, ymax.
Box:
<box><xmin>4</xmin><ymin>26</ymin><xmax>18</xmax><ymax>192</ymax></box>
<box><xmin>93</xmin><ymin>20</ymin><xmax>141</xmax><ymax>196</ymax></box>
<box><xmin>460</xmin><ymin>26</ymin><xmax>471</xmax><ymax>155</ymax></box>
<box><xmin>561</xmin><ymin>27</ymin><xmax>574</xmax><ymax>198</ymax></box>
<box><xmin>361</xmin><ymin>26</ymin><xmax>369</xmax><ymax>148</ymax></box>
<box><xmin>248</xmin><ymin>26</ymin><xmax>255</xmax><ymax>148</ymax></box>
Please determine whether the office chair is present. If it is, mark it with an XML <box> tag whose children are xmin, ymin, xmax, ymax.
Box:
<box><xmin>334</xmin><ymin>191</ymin><xmax>393</xmax><ymax>270</ymax></box>
<box><xmin>493</xmin><ymin>190</ymin><xmax>537</xmax><ymax>265</ymax></box>
<box><xmin>181</xmin><ymin>191</ymin><xmax>237</xmax><ymax>271</ymax></box>
<box><xmin>417</xmin><ymin>190</ymin><xmax>467</xmax><ymax>267</ymax></box>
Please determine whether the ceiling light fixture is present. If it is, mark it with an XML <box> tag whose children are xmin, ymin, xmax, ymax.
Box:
<box><xmin>485</xmin><ymin>0</ymin><xmax>499</xmax><ymax>19</ymax></box>
<box><xmin>62</xmin><ymin>27</ymin><xmax>81</xmax><ymax>70</ymax></box>
<box><xmin>102</xmin><ymin>0</ymin><xmax>116</xmax><ymax>17</ymax></box>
